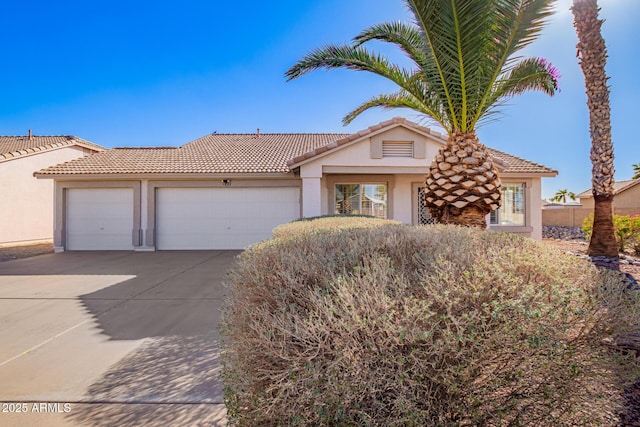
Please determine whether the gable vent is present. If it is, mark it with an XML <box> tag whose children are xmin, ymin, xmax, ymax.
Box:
<box><xmin>382</xmin><ymin>141</ymin><xmax>414</xmax><ymax>158</ymax></box>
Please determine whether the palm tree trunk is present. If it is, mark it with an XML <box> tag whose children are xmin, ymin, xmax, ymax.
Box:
<box><xmin>572</xmin><ymin>0</ymin><xmax>618</xmax><ymax>258</ymax></box>
<box><xmin>424</xmin><ymin>132</ymin><xmax>502</xmax><ymax>229</ymax></box>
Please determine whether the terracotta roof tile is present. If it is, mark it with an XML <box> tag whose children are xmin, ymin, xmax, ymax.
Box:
<box><xmin>36</xmin><ymin>134</ymin><xmax>348</xmax><ymax>175</ymax></box>
<box><xmin>486</xmin><ymin>148</ymin><xmax>557</xmax><ymax>175</ymax></box>
<box><xmin>0</xmin><ymin>135</ymin><xmax>104</xmax><ymax>162</ymax></box>
<box><xmin>35</xmin><ymin>119</ymin><xmax>556</xmax><ymax>176</ymax></box>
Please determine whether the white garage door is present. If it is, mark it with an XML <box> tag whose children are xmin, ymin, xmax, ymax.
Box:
<box><xmin>156</xmin><ymin>187</ymin><xmax>300</xmax><ymax>250</ymax></box>
<box><xmin>66</xmin><ymin>188</ymin><xmax>134</xmax><ymax>250</ymax></box>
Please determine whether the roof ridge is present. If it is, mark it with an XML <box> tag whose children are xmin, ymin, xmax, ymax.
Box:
<box><xmin>203</xmin><ymin>132</ymin><xmax>351</xmax><ymax>135</ymax></box>
<box><xmin>0</xmin><ymin>135</ymin><xmax>105</xmax><ymax>161</ymax></box>
<box><xmin>0</xmin><ymin>135</ymin><xmax>85</xmax><ymax>140</ymax></box>
<box><xmin>615</xmin><ymin>178</ymin><xmax>640</xmax><ymax>193</ymax></box>
<box><xmin>114</xmin><ymin>146</ymin><xmax>179</xmax><ymax>150</ymax></box>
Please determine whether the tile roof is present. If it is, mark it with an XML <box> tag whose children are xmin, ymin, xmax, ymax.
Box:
<box><xmin>577</xmin><ymin>179</ymin><xmax>640</xmax><ymax>198</ymax></box>
<box><xmin>36</xmin><ymin>134</ymin><xmax>348</xmax><ymax>175</ymax></box>
<box><xmin>0</xmin><ymin>135</ymin><xmax>104</xmax><ymax>162</ymax></box>
<box><xmin>35</xmin><ymin>118</ymin><xmax>556</xmax><ymax>176</ymax></box>
<box><xmin>486</xmin><ymin>148</ymin><xmax>557</xmax><ymax>175</ymax></box>
<box><xmin>287</xmin><ymin>117</ymin><xmax>556</xmax><ymax>175</ymax></box>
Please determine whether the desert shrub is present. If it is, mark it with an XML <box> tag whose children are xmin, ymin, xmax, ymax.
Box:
<box><xmin>221</xmin><ymin>222</ymin><xmax>640</xmax><ymax>426</ymax></box>
<box><xmin>272</xmin><ymin>215</ymin><xmax>401</xmax><ymax>239</ymax></box>
<box><xmin>583</xmin><ymin>213</ymin><xmax>640</xmax><ymax>254</ymax></box>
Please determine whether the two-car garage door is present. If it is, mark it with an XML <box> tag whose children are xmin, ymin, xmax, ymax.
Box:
<box><xmin>65</xmin><ymin>186</ymin><xmax>300</xmax><ymax>250</ymax></box>
<box><xmin>156</xmin><ymin>187</ymin><xmax>299</xmax><ymax>250</ymax></box>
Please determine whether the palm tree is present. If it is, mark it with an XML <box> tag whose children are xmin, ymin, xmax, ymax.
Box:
<box><xmin>550</xmin><ymin>189</ymin><xmax>576</xmax><ymax>204</ymax></box>
<box><xmin>633</xmin><ymin>163</ymin><xmax>640</xmax><ymax>180</ymax></box>
<box><xmin>572</xmin><ymin>0</ymin><xmax>618</xmax><ymax>257</ymax></box>
<box><xmin>286</xmin><ymin>0</ymin><xmax>559</xmax><ymax>228</ymax></box>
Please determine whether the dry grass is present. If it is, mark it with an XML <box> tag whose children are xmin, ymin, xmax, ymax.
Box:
<box><xmin>222</xmin><ymin>221</ymin><xmax>640</xmax><ymax>426</ymax></box>
<box><xmin>272</xmin><ymin>215</ymin><xmax>402</xmax><ymax>239</ymax></box>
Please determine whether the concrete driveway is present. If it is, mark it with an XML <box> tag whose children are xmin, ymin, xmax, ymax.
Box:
<box><xmin>0</xmin><ymin>250</ymin><xmax>239</xmax><ymax>427</ymax></box>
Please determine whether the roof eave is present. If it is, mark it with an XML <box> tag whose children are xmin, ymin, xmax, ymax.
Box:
<box><xmin>499</xmin><ymin>171</ymin><xmax>558</xmax><ymax>178</ymax></box>
<box><xmin>287</xmin><ymin>119</ymin><xmax>448</xmax><ymax>169</ymax></box>
<box><xmin>34</xmin><ymin>171</ymin><xmax>297</xmax><ymax>180</ymax></box>
<box><xmin>1</xmin><ymin>140</ymin><xmax>104</xmax><ymax>163</ymax></box>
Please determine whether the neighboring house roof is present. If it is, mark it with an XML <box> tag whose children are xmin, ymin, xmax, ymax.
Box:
<box><xmin>35</xmin><ymin>118</ymin><xmax>556</xmax><ymax>176</ymax></box>
<box><xmin>576</xmin><ymin>179</ymin><xmax>640</xmax><ymax>198</ymax></box>
<box><xmin>0</xmin><ymin>135</ymin><xmax>105</xmax><ymax>162</ymax></box>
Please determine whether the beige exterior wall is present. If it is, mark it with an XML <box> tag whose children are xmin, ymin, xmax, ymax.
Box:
<box><xmin>549</xmin><ymin>183</ymin><xmax>640</xmax><ymax>227</ymax></box>
<box><xmin>543</xmin><ymin>206</ymin><xmax>639</xmax><ymax>228</ymax></box>
<box><xmin>542</xmin><ymin>208</ymin><xmax>592</xmax><ymax>228</ymax></box>
<box><xmin>580</xmin><ymin>184</ymin><xmax>640</xmax><ymax>212</ymax></box>
<box><xmin>614</xmin><ymin>184</ymin><xmax>640</xmax><ymax>210</ymax></box>
<box><xmin>394</xmin><ymin>175</ymin><xmax>424</xmax><ymax>224</ymax></box>
<box><xmin>0</xmin><ymin>147</ymin><xmax>90</xmax><ymax>246</ymax></box>
<box><xmin>299</xmin><ymin>125</ymin><xmax>547</xmax><ymax>239</ymax></box>
<box><xmin>579</xmin><ymin>197</ymin><xmax>594</xmax><ymax>210</ymax></box>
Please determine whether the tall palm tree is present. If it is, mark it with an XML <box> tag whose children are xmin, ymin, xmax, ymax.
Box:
<box><xmin>550</xmin><ymin>189</ymin><xmax>576</xmax><ymax>204</ymax></box>
<box><xmin>633</xmin><ymin>163</ymin><xmax>640</xmax><ymax>180</ymax></box>
<box><xmin>572</xmin><ymin>0</ymin><xmax>618</xmax><ymax>257</ymax></box>
<box><xmin>286</xmin><ymin>0</ymin><xmax>559</xmax><ymax>228</ymax></box>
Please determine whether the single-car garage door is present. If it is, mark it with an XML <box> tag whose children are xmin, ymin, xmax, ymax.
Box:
<box><xmin>156</xmin><ymin>187</ymin><xmax>300</xmax><ymax>250</ymax></box>
<box><xmin>66</xmin><ymin>188</ymin><xmax>134</xmax><ymax>250</ymax></box>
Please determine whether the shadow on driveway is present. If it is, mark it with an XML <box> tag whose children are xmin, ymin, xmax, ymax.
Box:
<box><xmin>65</xmin><ymin>333</ymin><xmax>226</xmax><ymax>426</ymax></box>
<box><xmin>1</xmin><ymin>250</ymin><xmax>237</xmax><ymax>426</ymax></box>
<box><xmin>66</xmin><ymin>251</ymin><xmax>235</xmax><ymax>426</ymax></box>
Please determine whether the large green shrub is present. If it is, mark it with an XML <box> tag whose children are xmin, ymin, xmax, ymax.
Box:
<box><xmin>221</xmin><ymin>222</ymin><xmax>640</xmax><ymax>426</ymax></box>
<box><xmin>583</xmin><ymin>213</ymin><xmax>640</xmax><ymax>254</ymax></box>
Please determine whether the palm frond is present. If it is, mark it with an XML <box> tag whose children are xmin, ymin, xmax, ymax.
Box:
<box><xmin>407</xmin><ymin>0</ymin><xmax>525</xmax><ymax>132</ymax></box>
<box><xmin>353</xmin><ymin>21</ymin><xmax>430</xmax><ymax>68</ymax></box>
<box><xmin>285</xmin><ymin>0</ymin><xmax>557</xmax><ymax>133</ymax></box>
<box><xmin>342</xmin><ymin>90</ymin><xmax>448</xmax><ymax>128</ymax></box>
<box><xmin>286</xmin><ymin>44</ymin><xmax>453</xmax><ymax>126</ymax></box>
<box><xmin>473</xmin><ymin>0</ymin><xmax>556</xmax><ymax>124</ymax></box>
<box><xmin>285</xmin><ymin>44</ymin><xmax>413</xmax><ymax>89</ymax></box>
<box><xmin>481</xmin><ymin>57</ymin><xmax>559</xmax><ymax>118</ymax></box>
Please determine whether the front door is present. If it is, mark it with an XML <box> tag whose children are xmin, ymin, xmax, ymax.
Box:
<box><xmin>411</xmin><ymin>183</ymin><xmax>436</xmax><ymax>225</ymax></box>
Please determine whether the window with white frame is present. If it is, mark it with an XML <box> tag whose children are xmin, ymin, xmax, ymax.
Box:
<box><xmin>335</xmin><ymin>183</ymin><xmax>387</xmax><ymax>218</ymax></box>
<box><xmin>490</xmin><ymin>183</ymin><xmax>525</xmax><ymax>225</ymax></box>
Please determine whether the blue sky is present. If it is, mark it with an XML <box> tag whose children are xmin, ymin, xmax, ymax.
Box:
<box><xmin>1</xmin><ymin>0</ymin><xmax>637</xmax><ymax>199</ymax></box>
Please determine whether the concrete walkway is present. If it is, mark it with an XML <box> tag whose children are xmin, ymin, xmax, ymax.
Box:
<box><xmin>0</xmin><ymin>251</ymin><xmax>239</xmax><ymax>426</ymax></box>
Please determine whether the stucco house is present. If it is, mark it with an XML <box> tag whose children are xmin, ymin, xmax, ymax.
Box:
<box><xmin>0</xmin><ymin>133</ymin><xmax>104</xmax><ymax>246</ymax></box>
<box><xmin>35</xmin><ymin>118</ymin><xmax>556</xmax><ymax>252</ymax></box>
<box><xmin>577</xmin><ymin>179</ymin><xmax>640</xmax><ymax>217</ymax></box>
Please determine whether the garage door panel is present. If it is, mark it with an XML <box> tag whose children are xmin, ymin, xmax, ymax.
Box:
<box><xmin>156</xmin><ymin>187</ymin><xmax>299</xmax><ymax>250</ymax></box>
<box><xmin>66</xmin><ymin>188</ymin><xmax>134</xmax><ymax>251</ymax></box>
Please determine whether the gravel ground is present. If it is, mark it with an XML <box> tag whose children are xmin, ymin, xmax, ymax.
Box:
<box><xmin>542</xmin><ymin>238</ymin><xmax>640</xmax><ymax>279</ymax></box>
<box><xmin>542</xmin><ymin>238</ymin><xmax>640</xmax><ymax>426</ymax></box>
<box><xmin>0</xmin><ymin>243</ymin><xmax>54</xmax><ymax>262</ymax></box>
